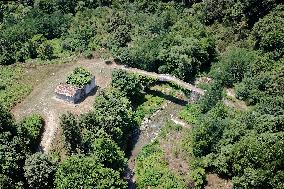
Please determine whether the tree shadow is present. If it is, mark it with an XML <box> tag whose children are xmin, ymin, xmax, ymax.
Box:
<box><xmin>146</xmin><ymin>89</ymin><xmax>189</xmax><ymax>106</ymax></box>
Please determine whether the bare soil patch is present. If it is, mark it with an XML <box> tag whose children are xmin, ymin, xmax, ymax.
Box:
<box><xmin>205</xmin><ymin>174</ymin><xmax>233</xmax><ymax>189</ymax></box>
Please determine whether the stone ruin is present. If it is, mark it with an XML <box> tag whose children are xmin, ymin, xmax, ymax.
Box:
<box><xmin>55</xmin><ymin>77</ymin><xmax>96</xmax><ymax>103</ymax></box>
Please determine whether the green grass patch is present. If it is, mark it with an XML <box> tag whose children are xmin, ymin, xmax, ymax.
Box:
<box><xmin>179</xmin><ymin>103</ymin><xmax>202</xmax><ymax>125</ymax></box>
<box><xmin>134</xmin><ymin>94</ymin><xmax>165</xmax><ymax>125</ymax></box>
<box><xmin>159</xmin><ymin>121</ymin><xmax>183</xmax><ymax>138</ymax></box>
<box><xmin>0</xmin><ymin>65</ymin><xmax>32</xmax><ymax>108</ymax></box>
<box><xmin>135</xmin><ymin>141</ymin><xmax>187</xmax><ymax>189</ymax></box>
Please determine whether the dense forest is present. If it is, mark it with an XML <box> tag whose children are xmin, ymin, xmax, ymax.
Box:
<box><xmin>0</xmin><ymin>0</ymin><xmax>283</xmax><ymax>189</ymax></box>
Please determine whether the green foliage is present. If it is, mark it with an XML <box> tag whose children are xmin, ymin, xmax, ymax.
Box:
<box><xmin>235</xmin><ymin>60</ymin><xmax>283</xmax><ymax>105</ymax></box>
<box><xmin>111</xmin><ymin>69</ymin><xmax>143</xmax><ymax>101</ymax></box>
<box><xmin>231</xmin><ymin>132</ymin><xmax>284</xmax><ymax>189</ymax></box>
<box><xmin>19</xmin><ymin>114</ymin><xmax>44</xmax><ymax>151</ymax></box>
<box><xmin>135</xmin><ymin>141</ymin><xmax>186</xmax><ymax>189</ymax></box>
<box><xmin>251</xmin><ymin>5</ymin><xmax>284</xmax><ymax>59</ymax></box>
<box><xmin>82</xmin><ymin>133</ymin><xmax>127</xmax><ymax>174</ymax></box>
<box><xmin>179</xmin><ymin>103</ymin><xmax>202</xmax><ymax>124</ymax></box>
<box><xmin>84</xmin><ymin>88</ymin><xmax>135</xmax><ymax>146</ymax></box>
<box><xmin>203</xmin><ymin>0</ymin><xmax>282</xmax><ymax>27</ymax></box>
<box><xmin>199</xmin><ymin>81</ymin><xmax>223</xmax><ymax>113</ymax></box>
<box><xmin>60</xmin><ymin>113</ymin><xmax>81</xmax><ymax>153</ymax></box>
<box><xmin>0</xmin><ymin>103</ymin><xmax>15</xmax><ymax>133</ymax></box>
<box><xmin>192</xmin><ymin>103</ymin><xmax>228</xmax><ymax>157</ymax></box>
<box><xmin>0</xmin><ymin>104</ymin><xmax>27</xmax><ymax>185</ymax></box>
<box><xmin>134</xmin><ymin>94</ymin><xmax>165</xmax><ymax>125</ymax></box>
<box><xmin>55</xmin><ymin>155</ymin><xmax>127</xmax><ymax>189</ymax></box>
<box><xmin>0</xmin><ymin>65</ymin><xmax>32</xmax><ymax>108</ymax></box>
<box><xmin>212</xmin><ymin>47</ymin><xmax>258</xmax><ymax>87</ymax></box>
<box><xmin>190</xmin><ymin>168</ymin><xmax>206</xmax><ymax>189</ymax></box>
<box><xmin>158</xmin><ymin>34</ymin><xmax>214</xmax><ymax>81</ymax></box>
<box><xmin>24</xmin><ymin>152</ymin><xmax>57</xmax><ymax>189</ymax></box>
<box><xmin>66</xmin><ymin>67</ymin><xmax>93</xmax><ymax>87</ymax></box>
<box><xmin>0</xmin><ymin>174</ymin><xmax>14</xmax><ymax>189</ymax></box>
<box><xmin>37</xmin><ymin>41</ymin><xmax>54</xmax><ymax>60</ymax></box>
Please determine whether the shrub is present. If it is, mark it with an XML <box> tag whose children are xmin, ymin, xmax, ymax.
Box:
<box><xmin>66</xmin><ymin>67</ymin><xmax>93</xmax><ymax>87</ymax></box>
<box><xmin>199</xmin><ymin>81</ymin><xmax>223</xmax><ymax>113</ymax></box>
<box><xmin>135</xmin><ymin>141</ymin><xmax>186</xmax><ymax>189</ymax></box>
<box><xmin>83</xmin><ymin>133</ymin><xmax>127</xmax><ymax>174</ymax></box>
<box><xmin>213</xmin><ymin>48</ymin><xmax>258</xmax><ymax>87</ymax></box>
<box><xmin>251</xmin><ymin>5</ymin><xmax>284</xmax><ymax>59</ymax></box>
<box><xmin>55</xmin><ymin>155</ymin><xmax>127</xmax><ymax>189</ymax></box>
<box><xmin>24</xmin><ymin>152</ymin><xmax>57</xmax><ymax>189</ymax></box>
<box><xmin>111</xmin><ymin>69</ymin><xmax>143</xmax><ymax>101</ymax></box>
<box><xmin>91</xmin><ymin>88</ymin><xmax>135</xmax><ymax>146</ymax></box>
<box><xmin>60</xmin><ymin>113</ymin><xmax>81</xmax><ymax>153</ymax></box>
<box><xmin>231</xmin><ymin>132</ymin><xmax>284</xmax><ymax>189</ymax></box>
<box><xmin>82</xmin><ymin>50</ymin><xmax>93</xmax><ymax>59</ymax></box>
<box><xmin>19</xmin><ymin>114</ymin><xmax>44</xmax><ymax>150</ymax></box>
<box><xmin>179</xmin><ymin>103</ymin><xmax>202</xmax><ymax>124</ymax></box>
<box><xmin>37</xmin><ymin>41</ymin><xmax>54</xmax><ymax>60</ymax></box>
<box><xmin>191</xmin><ymin>168</ymin><xmax>206</xmax><ymax>189</ymax></box>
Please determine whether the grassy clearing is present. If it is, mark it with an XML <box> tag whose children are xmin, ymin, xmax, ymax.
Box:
<box><xmin>0</xmin><ymin>58</ymin><xmax>77</xmax><ymax>109</ymax></box>
<box><xmin>0</xmin><ymin>65</ymin><xmax>33</xmax><ymax>108</ymax></box>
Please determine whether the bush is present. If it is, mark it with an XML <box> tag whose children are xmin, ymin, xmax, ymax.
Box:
<box><xmin>19</xmin><ymin>114</ymin><xmax>44</xmax><ymax>150</ymax></box>
<box><xmin>60</xmin><ymin>113</ymin><xmax>81</xmax><ymax>153</ymax></box>
<box><xmin>213</xmin><ymin>48</ymin><xmax>258</xmax><ymax>87</ymax></box>
<box><xmin>66</xmin><ymin>67</ymin><xmax>93</xmax><ymax>87</ymax></box>
<box><xmin>179</xmin><ymin>103</ymin><xmax>202</xmax><ymax>124</ymax></box>
<box><xmin>37</xmin><ymin>41</ymin><xmax>54</xmax><ymax>60</ymax></box>
<box><xmin>91</xmin><ymin>88</ymin><xmax>135</xmax><ymax>146</ymax></box>
<box><xmin>82</xmin><ymin>50</ymin><xmax>93</xmax><ymax>59</ymax></box>
<box><xmin>55</xmin><ymin>155</ymin><xmax>127</xmax><ymax>189</ymax></box>
<box><xmin>231</xmin><ymin>132</ymin><xmax>284</xmax><ymax>189</ymax></box>
<box><xmin>111</xmin><ymin>69</ymin><xmax>143</xmax><ymax>101</ymax></box>
<box><xmin>82</xmin><ymin>133</ymin><xmax>127</xmax><ymax>174</ymax></box>
<box><xmin>199</xmin><ymin>81</ymin><xmax>223</xmax><ymax>113</ymax></box>
<box><xmin>135</xmin><ymin>141</ymin><xmax>186</xmax><ymax>189</ymax></box>
<box><xmin>191</xmin><ymin>168</ymin><xmax>206</xmax><ymax>189</ymax></box>
<box><xmin>251</xmin><ymin>5</ymin><xmax>284</xmax><ymax>59</ymax></box>
<box><xmin>24</xmin><ymin>152</ymin><xmax>57</xmax><ymax>189</ymax></box>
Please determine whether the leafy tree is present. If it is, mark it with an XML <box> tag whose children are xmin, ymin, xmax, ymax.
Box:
<box><xmin>213</xmin><ymin>48</ymin><xmax>257</xmax><ymax>87</ymax></box>
<box><xmin>199</xmin><ymin>81</ymin><xmax>223</xmax><ymax>113</ymax></box>
<box><xmin>90</xmin><ymin>88</ymin><xmax>135</xmax><ymax>146</ymax></box>
<box><xmin>192</xmin><ymin>103</ymin><xmax>227</xmax><ymax>157</ymax></box>
<box><xmin>19</xmin><ymin>114</ymin><xmax>44</xmax><ymax>151</ymax></box>
<box><xmin>158</xmin><ymin>36</ymin><xmax>212</xmax><ymax>81</ymax></box>
<box><xmin>111</xmin><ymin>69</ymin><xmax>142</xmax><ymax>101</ymax></box>
<box><xmin>231</xmin><ymin>132</ymin><xmax>284</xmax><ymax>189</ymax></box>
<box><xmin>251</xmin><ymin>5</ymin><xmax>284</xmax><ymax>59</ymax></box>
<box><xmin>203</xmin><ymin>0</ymin><xmax>282</xmax><ymax>26</ymax></box>
<box><xmin>55</xmin><ymin>155</ymin><xmax>127</xmax><ymax>189</ymax></box>
<box><xmin>24</xmin><ymin>152</ymin><xmax>57</xmax><ymax>189</ymax></box>
<box><xmin>60</xmin><ymin>113</ymin><xmax>81</xmax><ymax>153</ymax></box>
<box><xmin>82</xmin><ymin>131</ymin><xmax>127</xmax><ymax>174</ymax></box>
<box><xmin>0</xmin><ymin>104</ymin><xmax>15</xmax><ymax>133</ymax></box>
<box><xmin>0</xmin><ymin>174</ymin><xmax>14</xmax><ymax>189</ymax></box>
<box><xmin>37</xmin><ymin>41</ymin><xmax>54</xmax><ymax>60</ymax></box>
